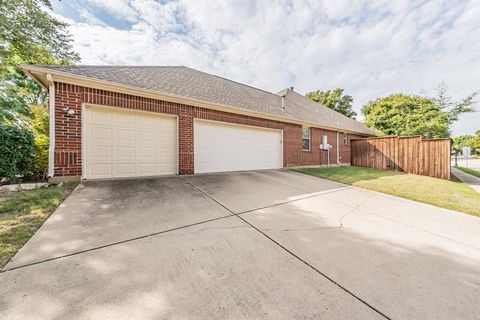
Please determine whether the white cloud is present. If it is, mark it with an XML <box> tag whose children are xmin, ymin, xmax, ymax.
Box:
<box><xmin>53</xmin><ymin>0</ymin><xmax>480</xmax><ymax>135</ymax></box>
<box><xmin>88</xmin><ymin>0</ymin><xmax>138</xmax><ymax>22</ymax></box>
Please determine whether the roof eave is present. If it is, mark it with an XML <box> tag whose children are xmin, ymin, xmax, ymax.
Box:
<box><xmin>19</xmin><ymin>64</ymin><xmax>376</xmax><ymax>136</ymax></box>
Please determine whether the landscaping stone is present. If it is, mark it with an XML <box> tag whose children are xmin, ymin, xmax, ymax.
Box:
<box><xmin>0</xmin><ymin>182</ymin><xmax>49</xmax><ymax>192</ymax></box>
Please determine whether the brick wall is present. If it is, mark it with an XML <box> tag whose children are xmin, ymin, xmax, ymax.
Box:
<box><xmin>53</xmin><ymin>82</ymin><xmax>364</xmax><ymax>177</ymax></box>
<box><xmin>54</xmin><ymin>83</ymin><xmax>82</xmax><ymax>176</ymax></box>
<box><xmin>339</xmin><ymin>133</ymin><xmax>365</xmax><ymax>164</ymax></box>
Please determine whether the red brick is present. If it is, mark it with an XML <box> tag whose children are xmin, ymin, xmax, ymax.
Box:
<box><xmin>52</xmin><ymin>82</ymin><xmax>366</xmax><ymax>177</ymax></box>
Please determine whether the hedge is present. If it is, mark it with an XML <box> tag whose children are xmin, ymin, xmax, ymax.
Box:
<box><xmin>0</xmin><ymin>124</ymin><xmax>35</xmax><ymax>180</ymax></box>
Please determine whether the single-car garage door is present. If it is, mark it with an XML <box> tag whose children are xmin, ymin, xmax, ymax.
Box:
<box><xmin>84</xmin><ymin>106</ymin><xmax>177</xmax><ymax>179</ymax></box>
<box><xmin>194</xmin><ymin>119</ymin><xmax>283</xmax><ymax>173</ymax></box>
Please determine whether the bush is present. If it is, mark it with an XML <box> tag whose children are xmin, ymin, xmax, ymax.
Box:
<box><xmin>0</xmin><ymin>124</ymin><xmax>35</xmax><ymax>180</ymax></box>
<box><xmin>28</xmin><ymin>105</ymin><xmax>49</xmax><ymax>179</ymax></box>
<box><xmin>32</xmin><ymin>133</ymin><xmax>48</xmax><ymax>178</ymax></box>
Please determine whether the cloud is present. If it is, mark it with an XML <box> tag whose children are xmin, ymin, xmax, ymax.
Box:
<box><xmin>50</xmin><ymin>0</ymin><xmax>480</xmax><ymax>135</ymax></box>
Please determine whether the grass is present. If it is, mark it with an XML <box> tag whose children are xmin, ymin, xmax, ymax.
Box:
<box><xmin>292</xmin><ymin>166</ymin><xmax>480</xmax><ymax>217</ymax></box>
<box><xmin>0</xmin><ymin>182</ymin><xmax>78</xmax><ymax>269</ymax></box>
<box><xmin>455</xmin><ymin>166</ymin><xmax>480</xmax><ymax>179</ymax></box>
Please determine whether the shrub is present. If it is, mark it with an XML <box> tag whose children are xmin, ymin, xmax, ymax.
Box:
<box><xmin>28</xmin><ymin>105</ymin><xmax>49</xmax><ymax>179</ymax></box>
<box><xmin>32</xmin><ymin>133</ymin><xmax>49</xmax><ymax>178</ymax></box>
<box><xmin>0</xmin><ymin>124</ymin><xmax>35</xmax><ymax>180</ymax></box>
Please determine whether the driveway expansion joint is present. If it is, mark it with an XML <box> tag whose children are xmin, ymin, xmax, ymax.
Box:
<box><xmin>0</xmin><ymin>214</ymin><xmax>235</xmax><ymax>273</ymax></box>
<box><xmin>180</xmin><ymin>176</ymin><xmax>392</xmax><ymax>320</ymax></box>
<box><xmin>0</xmin><ymin>183</ymin><xmax>349</xmax><ymax>274</ymax></box>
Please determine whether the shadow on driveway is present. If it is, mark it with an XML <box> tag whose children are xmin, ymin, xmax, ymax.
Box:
<box><xmin>0</xmin><ymin>170</ymin><xmax>479</xmax><ymax>319</ymax></box>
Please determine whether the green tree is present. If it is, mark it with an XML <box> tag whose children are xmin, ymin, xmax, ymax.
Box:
<box><xmin>0</xmin><ymin>0</ymin><xmax>79</xmax><ymax>179</ymax></box>
<box><xmin>27</xmin><ymin>105</ymin><xmax>49</xmax><ymax>178</ymax></box>
<box><xmin>467</xmin><ymin>131</ymin><xmax>480</xmax><ymax>153</ymax></box>
<box><xmin>361</xmin><ymin>86</ymin><xmax>476</xmax><ymax>138</ymax></box>
<box><xmin>306</xmin><ymin>88</ymin><xmax>357</xmax><ymax>119</ymax></box>
<box><xmin>0</xmin><ymin>0</ymin><xmax>79</xmax><ymax>77</ymax></box>
<box><xmin>433</xmin><ymin>82</ymin><xmax>476</xmax><ymax>125</ymax></box>
<box><xmin>0</xmin><ymin>123</ymin><xmax>35</xmax><ymax>180</ymax></box>
<box><xmin>0</xmin><ymin>62</ymin><xmax>50</xmax><ymax>124</ymax></box>
<box><xmin>0</xmin><ymin>0</ymin><xmax>79</xmax><ymax>123</ymax></box>
<box><xmin>453</xmin><ymin>135</ymin><xmax>474</xmax><ymax>149</ymax></box>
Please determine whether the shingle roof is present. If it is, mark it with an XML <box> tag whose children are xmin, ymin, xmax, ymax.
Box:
<box><xmin>31</xmin><ymin>65</ymin><xmax>376</xmax><ymax>135</ymax></box>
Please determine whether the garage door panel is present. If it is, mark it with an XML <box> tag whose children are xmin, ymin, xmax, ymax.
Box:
<box><xmin>116</xmin><ymin>146</ymin><xmax>136</xmax><ymax>158</ymax></box>
<box><xmin>139</xmin><ymin>130</ymin><xmax>157</xmax><ymax>141</ymax></box>
<box><xmin>194</xmin><ymin>120</ymin><xmax>282</xmax><ymax>173</ymax></box>
<box><xmin>85</xmin><ymin>106</ymin><xmax>177</xmax><ymax>179</ymax></box>
<box><xmin>157</xmin><ymin>163</ymin><xmax>176</xmax><ymax>172</ymax></box>
<box><xmin>91</xmin><ymin>164</ymin><xmax>112</xmax><ymax>176</ymax></box>
<box><xmin>138</xmin><ymin>163</ymin><xmax>157</xmax><ymax>173</ymax></box>
<box><xmin>139</xmin><ymin>147</ymin><xmax>156</xmax><ymax>157</ymax></box>
<box><xmin>116</xmin><ymin>129</ymin><xmax>136</xmax><ymax>141</ymax></box>
<box><xmin>158</xmin><ymin>132</ymin><xmax>176</xmax><ymax>141</ymax></box>
<box><xmin>89</xmin><ymin>110</ymin><xmax>112</xmax><ymax>124</ymax></box>
<box><xmin>116</xmin><ymin>163</ymin><xmax>136</xmax><ymax>174</ymax></box>
<box><xmin>90</xmin><ymin>127</ymin><xmax>112</xmax><ymax>141</ymax></box>
<box><xmin>89</xmin><ymin>146</ymin><xmax>112</xmax><ymax>158</ymax></box>
<box><xmin>115</xmin><ymin>112</ymin><xmax>136</xmax><ymax>126</ymax></box>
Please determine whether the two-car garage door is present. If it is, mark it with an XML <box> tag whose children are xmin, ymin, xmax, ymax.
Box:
<box><xmin>84</xmin><ymin>106</ymin><xmax>283</xmax><ymax>179</ymax></box>
<box><xmin>194</xmin><ymin>120</ymin><xmax>283</xmax><ymax>173</ymax></box>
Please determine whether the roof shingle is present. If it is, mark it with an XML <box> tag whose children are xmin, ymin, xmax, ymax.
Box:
<box><xmin>32</xmin><ymin>65</ymin><xmax>376</xmax><ymax>135</ymax></box>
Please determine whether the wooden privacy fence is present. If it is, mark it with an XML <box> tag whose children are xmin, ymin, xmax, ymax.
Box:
<box><xmin>351</xmin><ymin>136</ymin><xmax>451</xmax><ymax>180</ymax></box>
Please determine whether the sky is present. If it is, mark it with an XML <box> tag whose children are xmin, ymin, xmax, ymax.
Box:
<box><xmin>48</xmin><ymin>0</ymin><xmax>480</xmax><ymax>136</ymax></box>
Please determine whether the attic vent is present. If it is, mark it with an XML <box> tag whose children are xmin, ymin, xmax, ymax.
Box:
<box><xmin>281</xmin><ymin>95</ymin><xmax>286</xmax><ymax>110</ymax></box>
<box><xmin>289</xmin><ymin>86</ymin><xmax>294</xmax><ymax>91</ymax></box>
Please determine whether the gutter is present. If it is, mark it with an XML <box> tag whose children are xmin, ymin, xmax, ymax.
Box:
<box><xmin>46</xmin><ymin>74</ymin><xmax>55</xmax><ymax>178</ymax></box>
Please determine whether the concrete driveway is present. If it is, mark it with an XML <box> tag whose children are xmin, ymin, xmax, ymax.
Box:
<box><xmin>1</xmin><ymin>170</ymin><xmax>479</xmax><ymax>320</ymax></box>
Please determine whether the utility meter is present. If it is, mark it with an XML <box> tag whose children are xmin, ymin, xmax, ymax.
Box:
<box><xmin>320</xmin><ymin>135</ymin><xmax>331</xmax><ymax>150</ymax></box>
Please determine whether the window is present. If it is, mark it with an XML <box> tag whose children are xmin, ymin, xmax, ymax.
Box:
<box><xmin>343</xmin><ymin>133</ymin><xmax>348</xmax><ymax>145</ymax></box>
<box><xmin>302</xmin><ymin>127</ymin><xmax>311</xmax><ymax>151</ymax></box>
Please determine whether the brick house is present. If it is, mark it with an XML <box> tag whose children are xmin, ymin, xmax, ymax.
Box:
<box><xmin>21</xmin><ymin>65</ymin><xmax>376</xmax><ymax>181</ymax></box>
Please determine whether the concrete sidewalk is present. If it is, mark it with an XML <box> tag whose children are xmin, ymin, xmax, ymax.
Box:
<box><xmin>451</xmin><ymin>167</ymin><xmax>480</xmax><ymax>192</ymax></box>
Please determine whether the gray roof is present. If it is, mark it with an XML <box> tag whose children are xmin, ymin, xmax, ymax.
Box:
<box><xmin>32</xmin><ymin>65</ymin><xmax>376</xmax><ymax>135</ymax></box>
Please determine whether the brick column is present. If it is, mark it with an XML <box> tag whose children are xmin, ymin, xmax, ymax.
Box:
<box><xmin>178</xmin><ymin>106</ymin><xmax>194</xmax><ymax>174</ymax></box>
<box><xmin>54</xmin><ymin>83</ymin><xmax>83</xmax><ymax>177</ymax></box>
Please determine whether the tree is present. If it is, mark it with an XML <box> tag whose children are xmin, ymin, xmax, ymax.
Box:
<box><xmin>433</xmin><ymin>82</ymin><xmax>476</xmax><ymax>124</ymax></box>
<box><xmin>467</xmin><ymin>130</ymin><xmax>480</xmax><ymax>153</ymax></box>
<box><xmin>453</xmin><ymin>135</ymin><xmax>474</xmax><ymax>148</ymax></box>
<box><xmin>361</xmin><ymin>86</ymin><xmax>477</xmax><ymax>138</ymax></box>
<box><xmin>0</xmin><ymin>0</ymin><xmax>79</xmax><ymax>77</ymax></box>
<box><xmin>306</xmin><ymin>88</ymin><xmax>357</xmax><ymax>119</ymax></box>
<box><xmin>0</xmin><ymin>0</ymin><xmax>79</xmax><ymax>179</ymax></box>
<box><xmin>0</xmin><ymin>0</ymin><xmax>79</xmax><ymax>123</ymax></box>
<box><xmin>0</xmin><ymin>123</ymin><xmax>35</xmax><ymax>180</ymax></box>
<box><xmin>27</xmin><ymin>104</ymin><xmax>49</xmax><ymax>178</ymax></box>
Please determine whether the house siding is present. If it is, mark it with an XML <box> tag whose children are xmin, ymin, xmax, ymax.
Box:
<box><xmin>53</xmin><ymin>82</ymin><xmax>365</xmax><ymax>177</ymax></box>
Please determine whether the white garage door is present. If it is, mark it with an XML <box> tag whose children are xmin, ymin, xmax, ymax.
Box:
<box><xmin>84</xmin><ymin>106</ymin><xmax>177</xmax><ymax>179</ymax></box>
<box><xmin>194</xmin><ymin>120</ymin><xmax>283</xmax><ymax>173</ymax></box>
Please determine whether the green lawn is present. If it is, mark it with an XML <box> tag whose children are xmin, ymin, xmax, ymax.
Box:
<box><xmin>456</xmin><ymin>166</ymin><xmax>480</xmax><ymax>179</ymax></box>
<box><xmin>0</xmin><ymin>182</ymin><xmax>78</xmax><ymax>269</ymax></box>
<box><xmin>292</xmin><ymin>166</ymin><xmax>480</xmax><ymax>217</ymax></box>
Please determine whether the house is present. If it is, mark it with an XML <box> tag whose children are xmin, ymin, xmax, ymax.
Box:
<box><xmin>20</xmin><ymin>65</ymin><xmax>376</xmax><ymax>181</ymax></box>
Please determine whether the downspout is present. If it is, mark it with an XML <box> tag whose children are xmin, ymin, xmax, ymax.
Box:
<box><xmin>46</xmin><ymin>74</ymin><xmax>55</xmax><ymax>178</ymax></box>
